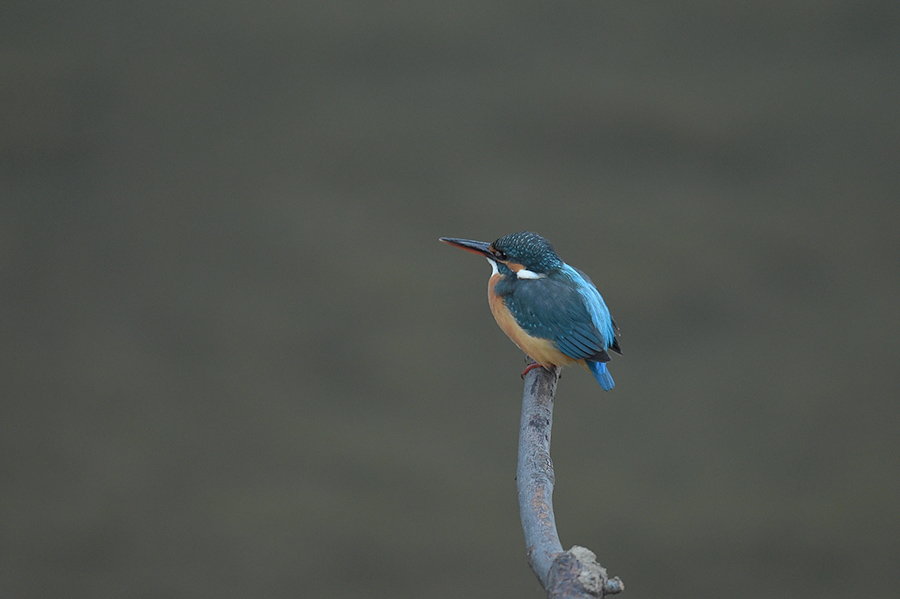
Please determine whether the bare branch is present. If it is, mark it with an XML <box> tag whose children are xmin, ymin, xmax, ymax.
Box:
<box><xmin>517</xmin><ymin>364</ymin><xmax>563</xmax><ymax>582</ymax></box>
<box><xmin>517</xmin><ymin>363</ymin><xmax>624</xmax><ymax>598</ymax></box>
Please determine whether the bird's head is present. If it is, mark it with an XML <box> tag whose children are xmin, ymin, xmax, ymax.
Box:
<box><xmin>440</xmin><ymin>231</ymin><xmax>563</xmax><ymax>279</ymax></box>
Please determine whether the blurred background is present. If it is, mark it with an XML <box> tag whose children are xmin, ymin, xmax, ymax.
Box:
<box><xmin>2</xmin><ymin>2</ymin><xmax>898</xmax><ymax>598</ymax></box>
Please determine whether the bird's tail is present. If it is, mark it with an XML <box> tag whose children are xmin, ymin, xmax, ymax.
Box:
<box><xmin>587</xmin><ymin>361</ymin><xmax>615</xmax><ymax>391</ymax></box>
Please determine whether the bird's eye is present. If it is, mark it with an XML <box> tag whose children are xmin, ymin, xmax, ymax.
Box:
<box><xmin>492</xmin><ymin>249</ymin><xmax>508</xmax><ymax>261</ymax></box>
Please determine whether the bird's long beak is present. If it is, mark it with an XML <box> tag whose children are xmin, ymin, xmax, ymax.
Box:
<box><xmin>440</xmin><ymin>237</ymin><xmax>493</xmax><ymax>258</ymax></box>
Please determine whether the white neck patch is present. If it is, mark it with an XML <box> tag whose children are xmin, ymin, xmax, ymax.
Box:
<box><xmin>516</xmin><ymin>268</ymin><xmax>545</xmax><ymax>279</ymax></box>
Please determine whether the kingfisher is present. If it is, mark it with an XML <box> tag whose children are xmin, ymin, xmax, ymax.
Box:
<box><xmin>441</xmin><ymin>231</ymin><xmax>621</xmax><ymax>390</ymax></box>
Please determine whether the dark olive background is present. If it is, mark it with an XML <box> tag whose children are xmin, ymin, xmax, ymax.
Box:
<box><xmin>2</xmin><ymin>2</ymin><xmax>898</xmax><ymax>598</ymax></box>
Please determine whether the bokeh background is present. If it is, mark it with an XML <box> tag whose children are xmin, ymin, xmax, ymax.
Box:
<box><xmin>3</xmin><ymin>2</ymin><xmax>899</xmax><ymax>598</ymax></box>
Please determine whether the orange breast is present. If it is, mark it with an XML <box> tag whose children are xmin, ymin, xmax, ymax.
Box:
<box><xmin>487</xmin><ymin>274</ymin><xmax>577</xmax><ymax>368</ymax></box>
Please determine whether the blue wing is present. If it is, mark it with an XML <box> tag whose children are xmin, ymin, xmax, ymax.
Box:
<box><xmin>498</xmin><ymin>265</ymin><xmax>619</xmax><ymax>363</ymax></box>
<box><xmin>560</xmin><ymin>264</ymin><xmax>619</xmax><ymax>356</ymax></box>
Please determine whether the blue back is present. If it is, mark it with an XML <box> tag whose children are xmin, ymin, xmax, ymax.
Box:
<box><xmin>560</xmin><ymin>264</ymin><xmax>617</xmax><ymax>353</ymax></box>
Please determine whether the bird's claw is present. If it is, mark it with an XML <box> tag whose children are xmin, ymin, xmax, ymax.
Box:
<box><xmin>521</xmin><ymin>362</ymin><xmax>545</xmax><ymax>378</ymax></box>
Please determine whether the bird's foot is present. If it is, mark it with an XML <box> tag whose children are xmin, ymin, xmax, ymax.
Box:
<box><xmin>521</xmin><ymin>362</ymin><xmax>546</xmax><ymax>378</ymax></box>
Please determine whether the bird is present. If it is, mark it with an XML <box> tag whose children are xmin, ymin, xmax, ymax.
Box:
<box><xmin>440</xmin><ymin>231</ymin><xmax>621</xmax><ymax>390</ymax></box>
